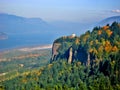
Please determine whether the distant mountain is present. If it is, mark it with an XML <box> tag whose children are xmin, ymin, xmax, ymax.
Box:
<box><xmin>96</xmin><ymin>16</ymin><xmax>120</xmax><ymax>26</ymax></box>
<box><xmin>0</xmin><ymin>13</ymin><xmax>94</xmax><ymax>50</ymax></box>
<box><xmin>0</xmin><ymin>13</ymin><xmax>58</xmax><ymax>50</ymax></box>
<box><xmin>0</xmin><ymin>13</ymin><xmax>120</xmax><ymax>50</ymax></box>
<box><xmin>0</xmin><ymin>13</ymin><xmax>52</xmax><ymax>34</ymax></box>
<box><xmin>0</xmin><ymin>13</ymin><xmax>84</xmax><ymax>41</ymax></box>
<box><xmin>0</xmin><ymin>13</ymin><xmax>95</xmax><ymax>36</ymax></box>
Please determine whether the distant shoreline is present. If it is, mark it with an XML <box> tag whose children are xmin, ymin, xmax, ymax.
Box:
<box><xmin>17</xmin><ymin>44</ymin><xmax>52</xmax><ymax>52</ymax></box>
<box><xmin>0</xmin><ymin>44</ymin><xmax>52</xmax><ymax>52</ymax></box>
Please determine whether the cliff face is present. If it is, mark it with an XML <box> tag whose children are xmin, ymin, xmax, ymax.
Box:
<box><xmin>51</xmin><ymin>22</ymin><xmax>120</xmax><ymax>65</ymax></box>
<box><xmin>68</xmin><ymin>47</ymin><xmax>73</xmax><ymax>64</ymax></box>
<box><xmin>51</xmin><ymin>43</ymin><xmax>61</xmax><ymax>62</ymax></box>
<box><xmin>50</xmin><ymin>35</ymin><xmax>89</xmax><ymax>64</ymax></box>
<box><xmin>51</xmin><ymin>41</ymin><xmax>73</xmax><ymax>63</ymax></box>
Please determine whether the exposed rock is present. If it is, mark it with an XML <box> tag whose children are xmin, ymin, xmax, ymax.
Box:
<box><xmin>68</xmin><ymin>47</ymin><xmax>73</xmax><ymax>64</ymax></box>
<box><xmin>50</xmin><ymin>35</ymin><xmax>88</xmax><ymax>64</ymax></box>
<box><xmin>86</xmin><ymin>52</ymin><xmax>90</xmax><ymax>66</ymax></box>
<box><xmin>50</xmin><ymin>36</ymin><xmax>89</xmax><ymax>64</ymax></box>
<box><xmin>51</xmin><ymin>43</ymin><xmax>61</xmax><ymax>62</ymax></box>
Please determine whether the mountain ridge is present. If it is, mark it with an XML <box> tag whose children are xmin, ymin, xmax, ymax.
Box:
<box><xmin>96</xmin><ymin>16</ymin><xmax>120</xmax><ymax>26</ymax></box>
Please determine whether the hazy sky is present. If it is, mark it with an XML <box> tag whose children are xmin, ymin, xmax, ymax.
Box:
<box><xmin>0</xmin><ymin>0</ymin><xmax>120</xmax><ymax>22</ymax></box>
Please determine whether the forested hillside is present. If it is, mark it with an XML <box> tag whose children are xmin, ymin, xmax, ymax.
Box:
<box><xmin>51</xmin><ymin>22</ymin><xmax>120</xmax><ymax>64</ymax></box>
<box><xmin>0</xmin><ymin>22</ymin><xmax>120</xmax><ymax>90</ymax></box>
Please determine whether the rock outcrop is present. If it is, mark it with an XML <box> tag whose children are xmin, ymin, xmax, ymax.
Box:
<box><xmin>50</xmin><ymin>34</ymin><xmax>93</xmax><ymax>64</ymax></box>
<box><xmin>51</xmin><ymin>43</ymin><xmax>61</xmax><ymax>62</ymax></box>
<box><xmin>50</xmin><ymin>35</ymin><xmax>89</xmax><ymax>64</ymax></box>
<box><xmin>68</xmin><ymin>47</ymin><xmax>73</xmax><ymax>64</ymax></box>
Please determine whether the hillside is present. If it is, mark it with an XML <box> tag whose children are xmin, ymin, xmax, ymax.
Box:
<box><xmin>0</xmin><ymin>22</ymin><xmax>120</xmax><ymax>90</ymax></box>
<box><xmin>51</xmin><ymin>22</ymin><xmax>120</xmax><ymax>63</ymax></box>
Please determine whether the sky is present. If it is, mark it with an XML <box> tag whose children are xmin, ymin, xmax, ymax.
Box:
<box><xmin>0</xmin><ymin>0</ymin><xmax>120</xmax><ymax>23</ymax></box>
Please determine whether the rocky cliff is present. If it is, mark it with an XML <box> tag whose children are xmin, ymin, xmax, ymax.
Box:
<box><xmin>51</xmin><ymin>43</ymin><xmax>61</xmax><ymax>62</ymax></box>
<box><xmin>68</xmin><ymin>47</ymin><xmax>73</xmax><ymax>64</ymax></box>
<box><xmin>50</xmin><ymin>35</ymin><xmax>89</xmax><ymax>64</ymax></box>
<box><xmin>51</xmin><ymin>22</ymin><xmax>120</xmax><ymax>66</ymax></box>
<box><xmin>50</xmin><ymin>35</ymin><xmax>75</xmax><ymax>63</ymax></box>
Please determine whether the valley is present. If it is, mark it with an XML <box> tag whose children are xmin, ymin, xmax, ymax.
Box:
<box><xmin>0</xmin><ymin>46</ymin><xmax>52</xmax><ymax>82</ymax></box>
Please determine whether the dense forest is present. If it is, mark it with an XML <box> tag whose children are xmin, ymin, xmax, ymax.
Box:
<box><xmin>0</xmin><ymin>22</ymin><xmax>120</xmax><ymax>90</ymax></box>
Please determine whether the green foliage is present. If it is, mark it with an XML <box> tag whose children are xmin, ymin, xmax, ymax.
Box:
<box><xmin>1</xmin><ymin>60</ymin><xmax>119</xmax><ymax>90</ymax></box>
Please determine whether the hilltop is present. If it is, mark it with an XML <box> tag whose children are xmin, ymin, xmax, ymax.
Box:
<box><xmin>51</xmin><ymin>22</ymin><xmax>120</xmax><ymax>64</ymax></box>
